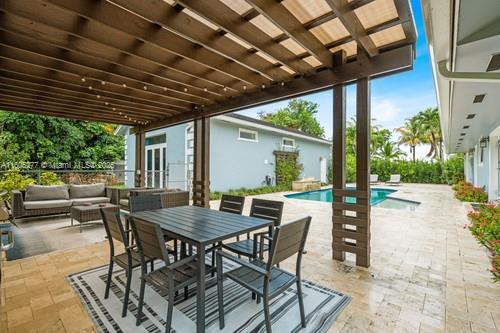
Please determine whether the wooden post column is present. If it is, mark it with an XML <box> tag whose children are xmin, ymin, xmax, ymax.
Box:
<box><xmin>134</xmin><ymin>131</ymin><xmax>145</xmax><ymax>187</ymax></box>
<box><xmin>355</xmin><ymin>77</ymin><xmax>371</xmax><ymax>267</ymax></box>
<box><xmin>192</xmin><ymin>117</ymin><xmax>210</xmax><ymax>207</ymax></box>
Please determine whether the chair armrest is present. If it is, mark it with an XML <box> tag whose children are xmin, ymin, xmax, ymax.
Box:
<box><xmin>217</xmin><ymin>250</ymin><xmax>268</xmax><ymax>276</ymax></box>
<box><xmin>11</xmin><ymin>191</ymin><xmax>25</xmax><ymax>218</ymax></box>
<box><xmin>166</xmin><ymin>255</ymin><xmax>196</xmax><ymax>270</ymax></box>
<box><xmin>253</xmin><ymin>232</ymin><xmax>272</xmax><ymax>258</ymax></box>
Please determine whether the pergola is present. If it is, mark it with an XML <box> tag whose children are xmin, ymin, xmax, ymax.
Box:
<box><xmin>0</xmin><ymin>0</ymin><xmax>416</xmax><ymax>268</ymax></box>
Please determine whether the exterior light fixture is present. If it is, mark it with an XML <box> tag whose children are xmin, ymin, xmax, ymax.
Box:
<box><xmin>479</xmin><ymin>136</ymin><xmax>489</xmax><ymax>148</ymax></box>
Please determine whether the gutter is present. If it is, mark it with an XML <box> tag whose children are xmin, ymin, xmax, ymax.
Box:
<box><xmin>438</xmin><ymin>60</ymin><xmax>500</xmax><ymax>82</ymax></box>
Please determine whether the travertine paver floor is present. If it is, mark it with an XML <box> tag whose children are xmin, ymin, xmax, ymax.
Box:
<box><xmin>1</xmin><ymin>184</ymin><xmax>499</xmax><ymax>332</ymax></box>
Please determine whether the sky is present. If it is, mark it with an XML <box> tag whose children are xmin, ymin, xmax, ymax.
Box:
<box><xmin>236</xmin><ymin>0</ymin><xmax>437</xmax><ymax>152</ymax></box>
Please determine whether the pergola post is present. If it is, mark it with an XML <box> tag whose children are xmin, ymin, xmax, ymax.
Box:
<box><xmin>355</xmin><ymin>77</ymin><xmax>371</xmax><ymax>267</ymax></box>
<box><xmin>192</xmin><ymin>117</ymin><xmax>210</xmax><ymax>207</ymax></box>
<box><xmin>134</xmin><ymin>131</ymin><xmax>145</xmax><ymax>187</ymax></box>
<box><xmin>331</xmin><ymin>52</ymin><xmax>372</xmax><ymax>267</ymax></box>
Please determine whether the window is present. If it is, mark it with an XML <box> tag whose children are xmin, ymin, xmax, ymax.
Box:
<box><xmin>188</xmin><ymin>139</ymin><xmax>194</xmax><ymax>148</ymax></box>
<box><xmin>238</xmin><ymin>128</ymin><xmax>258</xmax><ymax>142</ymax></box>
<box><xmin>145</xmin><ymin>133</ymin><xmax>166</xmax><ymax>146</ymax></box>
<box><xmin>282</xmin><ymin>137</ymin><xmax>295</xmax><ymax>148</ymax></box>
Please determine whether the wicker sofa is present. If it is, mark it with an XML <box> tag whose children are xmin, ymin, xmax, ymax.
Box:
<box><xmin>116</xmin><ymin>187</ymin><xmax>189</xmax><ymax>210</ymax></box>
<box><xmin>12</xmin><ymin>183</ymin><xmax>112</xmax><ymax>222</ymax></box>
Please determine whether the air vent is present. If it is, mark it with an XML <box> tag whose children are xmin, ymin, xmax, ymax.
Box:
<box><xmin>463</xmin><ymin>125</ymin><xmax>469</xmax><ymax>129</ymax></box>
<box><xmin>467</xmin><ymin>114</ymin><xmax>476</xmax><ymax>119</ymax></box>
<box><xmin>473</xmin><ymin>94</ymin><xmax>485</xmax><ymax>103</ymax></box>
<box><xmin>486</xmin><ymin>53</ymin><xmax>500</xmax><ymax>72</ymax></box>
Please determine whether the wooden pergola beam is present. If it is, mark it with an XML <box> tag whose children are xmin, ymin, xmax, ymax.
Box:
<box><xmin>0</xmin><ymin>87</ymin><xmax>158</xmax><ymax>121</ymax></box>
<box><xmin>0</xmin><ymin>69</ymin><xmax>182</xmax><ymax>116</ymax></box>
<box><xmin>0</xmin><ymin>33</ymin><xmax>209</xmax><ymax>107</ymax></box>
<box><xmin>175</xmin><ymin>0</ymin><xmax>314</xmax><ymax>74</ymax></box>
<box><xmin>246</xmin><ymin>0</ymin><xmax>333</xmax><ymax>68</ymax></box>
<box><xmin>0</xmin><ymin>3</ymin><xmax>239</xmax><ymax>93</ymax></box>
<box><xmin>0</xmin><ymin>55</ymin><xmax>189</xmax><ymax>113</ymax></box>
<box><xmin>324</xmin><ymin>0</ymin><xmax>379</xmax><ymax>57</ymax></box>
<box><xmin>134</xmin><ymin>44</ymin><xmax>413</xmax><ymax>132</ymax></box>
<box><xmin>110</xmin><ymin>0</ymin><xmax>292</xmax><ymax>83</ymax></box>
<box><xmin>43</xmin><ymin>0</ymin><xmax>267</xmax><ymax>87</ymax></box>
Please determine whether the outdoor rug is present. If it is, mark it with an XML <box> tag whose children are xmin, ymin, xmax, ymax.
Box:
<box><xmin>68</xmin><ymin>258</ymin><xmax>351</xmax><ymax>333</ymax></box>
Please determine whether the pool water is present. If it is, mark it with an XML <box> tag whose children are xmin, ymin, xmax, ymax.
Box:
<box><xmin>285</xmin><ymin>188</ymin><xmax>419</xmax><ymax>210</ymax></box>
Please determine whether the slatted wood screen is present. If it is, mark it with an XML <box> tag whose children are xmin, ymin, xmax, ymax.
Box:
<box><xmin>192</xmin><ymin>117</ymin><xmax>210</xmax><ymax>208</ymax></box>
<box><xmin>332</xmin><ymin>69</ymin><xmax>371</xmax><ymax>267</ymax></box>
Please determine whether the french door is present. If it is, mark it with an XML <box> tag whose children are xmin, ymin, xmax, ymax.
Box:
<box><xmin>146</xmin><ymin>143</ymin><xmax>167</xmax><ymax>188</ymax></box>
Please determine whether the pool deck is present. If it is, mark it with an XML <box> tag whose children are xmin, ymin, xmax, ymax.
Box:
<box><xmin>1</xmin><ymin>183</ymin><xmax>499</xmax><ymax>332</ymax></box>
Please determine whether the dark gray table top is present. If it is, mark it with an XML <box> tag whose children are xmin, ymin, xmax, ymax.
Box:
<box><xmin>130</xmin><ymin>205</ymin><xmax>272</xmax><ymax>245</ymax></box>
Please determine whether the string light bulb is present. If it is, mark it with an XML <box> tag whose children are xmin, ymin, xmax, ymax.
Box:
<box><xmin>183</xmin><ymin>87</ymin><xmax>188</xmax><ymax>93</ymax></box>
<box><xmin>280</xmin><ymin>81</ymin><xmax>285</xmax><ymax>86</ymax></box>
<box><xmin>81</xmin><ymin>77</ymin><xmax>86</xmax><ymax>82</ymax></box>
<box><xmin>243</xmin><ymin>85</ymin><xmax>247</xmax><ymax>91</ymax></box>
<box><xmin>122</xmin><ymin>83</ymin><xmax>127</xmax><ymax>88</ymax></box>
<box><xmin>143</xmin><ymin>85</ymin><xmax>148</xmax><ymax>90</ymax></box>
<box><xmin>163</xmin><ymin>87</ymin><xmax>167</xmax><ymax>92</ymax></box>
<box><xmin>96</xmin><ymin>95</ymin><xmax>101</xmax><ymax>99</ymax></box>
<box><xmin>112</xmin><ymin>107</ymin><xmax>116</xmax><ymax>111</ymax></box>
<box><xmin>104</xmin><ymin>102</ymin><xmax>109</xmax><ymax>106</ymax></box>
<box><xmin>101</xmin><ymin>81</ymin><xmax>106</xmax><ymax>85</ymax></box>
<box><xmin>223</xmin><ymin>87</ymin><xmax>228</xmax><ymax>92</ymax></box>
<box><xmin>204</xmin><ymin>87</ymin><xmax>208</xmax><ymax>92</ymax></box>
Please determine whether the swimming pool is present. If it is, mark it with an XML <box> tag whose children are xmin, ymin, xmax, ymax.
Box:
<box><xmin>284</xmin><ymin>188</ymin><xmax>418</xmax><ymax>209</ymax></box>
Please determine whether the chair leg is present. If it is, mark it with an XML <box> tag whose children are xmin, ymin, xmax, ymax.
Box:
<box><xmin>263</xmin><ymin>294</ymin><xmax>272</xmax><ymax>333</ymax></box>
<box><xmin>216</xmin><ymin>252</ymin><xmax>225</xmax><ymax>330</ymax></box>
<box><xmin>184</xmin><ymin>286</ymin><xmax>188</xmax><ymax>300</ymax></box>
<box><xmin>173</xmin><ymin>239</ymin><xmax>178</xmax><ymax>261</ymax></box>
<box><xmin>296</xmin><ymin>280</ymin><xmax>306</xmax><ymax>328</ymax></box>
<box><xmin>136</xmin><ymin>277</ymin><xmax>146</xmax><ymax>326</ymax></box>
<box><xmin>104</xmin><ymin>260</ymin><xmax>114</xmax><ymax>299</ymax></box>
<box><xmin>150</xmin><ymin>260</ymin><xmax>154</xmax><ymax>272</ymax></box>
<box><xmin>122</xmin><ymin>266</ymin><xmax>132</xmax><ymax>317</ymax></box>
<box><xmin>165</xmin><ymin>287</ymin><xmax>174</xmax><ymax>333</ymax></box>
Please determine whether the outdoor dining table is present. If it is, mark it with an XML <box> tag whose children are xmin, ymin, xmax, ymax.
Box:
<box><xmin>129</xmin><ymin>205</ymin><xmax>273</xmax><ymax>333</ymax></box>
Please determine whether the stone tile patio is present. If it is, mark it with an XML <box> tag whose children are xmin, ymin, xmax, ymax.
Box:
<box><xmin>1</xmin><ymin>184</ymin><xmax>499</xmax><ymax>332</ymax></box>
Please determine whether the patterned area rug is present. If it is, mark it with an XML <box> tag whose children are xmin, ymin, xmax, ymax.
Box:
<box><xmin>68</xmin><ymin>259</ymin><xmax>350</xmax><ymax>333</ymax></box>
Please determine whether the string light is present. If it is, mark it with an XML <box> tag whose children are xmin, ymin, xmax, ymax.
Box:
<box><xmin>81</xmin><ymin>77</ymin><xmax>86</xmax><ymax>82</ymax></box>
<box><xmin>280</xmin><ymin>81</ymin><xmax>285</xmax><ymax>86</ymax></box>
<box><xmin>104</xmin><ymin>102</ymin><xmax>109</xmax><ymax>106</ymax></box>
<box><xmin>101</xmin><ymin>81</ymin><xmax>106</xmax><ymax>85</ymax></box>
<box><xmin>143</xmin><ymin>85</ymin><xmax>148</xmax><ymax>90</ymax></box>
<box><xmin>204</xmin><ymin>87</ymin><xmax>208</xmax><ymax>92</ymax></box>
<box><xmin>243</xmin><ymin>85</ymin><xmax>247</xmax><ymax>91</ymax></box>
<box><xmin>112</xmin><ymin>107</ymin><xmax>116</xmax><ymax>111</ymax></box>
<box><xmin>223</xmin><ymin>87</ymin><xmax>228</xmax><ymax>92</ymax></box>
<box><xmin>163</xmin><ymin>87</ymin><xmax>167</xmax><ymax>92</ymax></box>
<box><xmin>88</xmin><ymin>86</ymin><xmax>93</xmax><ymax>90</ymax></box>
<box><xmin>122</xmin><ymin>83</ymin><xmax>127</xmax><ymax>88</ymax></box>
<box><xmin>96</xmin><ymin>95</ymin><xmax>101</xmax><ymax>99</ymax></box>
<box><xmin>261</xmin><ymin>84</ymin><xmax>265</xmax><ymax>89</ymax></box>
<box><xmin>183</xmin><ymin>88</ymin><xmax>188</xmax><ymax>93</ymax></box>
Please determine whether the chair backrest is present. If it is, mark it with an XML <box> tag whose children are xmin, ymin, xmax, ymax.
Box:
<box><xmin>100</xmin><ymin>207</ymin><xmax>128</xmax><ymax>246</ymax></box>
<box><xmin>267</xmin><ymin>216</ymin><xmax>311</xmax><ymax>268</ymax></box>
<box><xmin>219</xmin><ymin>195</ymin><xmax>245</xmax><ymax>215</ymax></box>
<box><xmin>155</xmin><ymin>191</ymin><xmax>190</xmax><ymax>208</ymax></box>
<box><xmin>390</xmin><ymin>174</ymin><xmax>401</xmax><ymax>182</ymax></box>
<box><xmin>249</xmin><ymin>199</ymin><xmax>284</xmax><ymax>228</ymax></box>
<box><xmin>129</xmin><ymin>194</ymin><xmax>163</xmax><ymax>213</ymax></box>
<box><xmin>130</xmin><ymin>217</ymin><xmax>169</xmax><ymax>264</ymax></box>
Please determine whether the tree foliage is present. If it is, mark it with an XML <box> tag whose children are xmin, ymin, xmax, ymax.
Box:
<box><xmin>258</xmin><ymin>99</ymin><xmax>325</xmax><ymax>137</ymax></box>
<box><xmin>0</xmin><ymin>111</ymin><xmax>124</xmax><ymax>165</ymax></box>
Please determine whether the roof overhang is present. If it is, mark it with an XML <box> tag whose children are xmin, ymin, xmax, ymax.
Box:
<box><xmin>422</xmin><ymin>0</ymin><xmax>500</xmax><ymax>153</ymax></box>
<box><xmin>0</xmin><ymin>0</ymin><xmax>416</xmax><ymax>130</ymax></box>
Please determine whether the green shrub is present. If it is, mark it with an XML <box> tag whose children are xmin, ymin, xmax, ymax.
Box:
<box><xmin>39</xmin><ymin>172</ymin><xmax>64</xmax><ymax>185</ymax></box>
<box><xmin>0</xmin><ymin>170</ymin><xmax>36</xmax><ymax>200</ymax></box>
<box><xmin>210</xmin><ymin>184</ymin><xmax>290</xmax><ymax>201</ymax></box>
<box><xmin>275</xmin><ymin>154</ymin><xmax>303</xmax><ymax>186</ymax></box>
<box><xmin>467</xmin><ymin>204</ymin><xmax>500</xmax><ymax>282</ymax></box>
<box><xmin>453</xmin><ymin>181</ymin><xmax>488</xmax><ymax>203</ymax></box>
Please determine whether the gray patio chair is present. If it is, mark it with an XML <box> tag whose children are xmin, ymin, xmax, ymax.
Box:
<box><xmin>131</xmin><ymin>217</ymin><xmax>208</xmax><ymax>332</ymax></box>
<box><xmin>100</xmin><ymin>206</ymin><xmax>154</xmax><ymax>318</ymax></box>
<box><xmin>222</xmin><ymin>198</ymin><xmax>284</xmax><ymax>259</ymax></box>
<box><xmin>219</xmin><ymin>194</ymin><xmax>245</xmax><ymax>215</ymax></box>
<box><xmin>216</xmin><ymin>216</ymin><xmax>312</xmax><ymax>332</ymax></box>
<box><xmin>128</xmin><ymin>195</ymin><xmax>178</xmax><ymax>261</ymax></box>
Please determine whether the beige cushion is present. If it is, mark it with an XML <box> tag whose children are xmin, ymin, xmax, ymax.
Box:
<box><xmin>70</xmin><ymin>183</ymin><xmax>105</xmax><ymax>198</ymax></box>
<box><xmin>25</xmin><ymin>185</ymin><xmax>69</xmax><ymax>201</ymax></box>
<box><xmin>71</xmin><ymin>197</ymin><xmax>111</xmax><ymax>205</ymax></box>
<box><xmin>119</xmin><ymin>198</ymin><xmax>129</xmax><ymax>207</ymax></box>
<box><xmin>24</xmin><ymin>199</ymin><xmax>72</xmax><ymax>210</ymax></box>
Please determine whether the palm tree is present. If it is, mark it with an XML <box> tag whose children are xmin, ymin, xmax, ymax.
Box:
<box><xmin>374</xmin><ymin>141</ymin><xmax>406</xmax><ymax>161</ymax></box>
<box><xmin>396</xmin><ymin>117</ymin><xmax>422</xmax><ymax>162</ymax></box>
<box><xmin>416</xmin><ymin>107</ymin><xmax>443</xmax><ymax>160</ymax></box>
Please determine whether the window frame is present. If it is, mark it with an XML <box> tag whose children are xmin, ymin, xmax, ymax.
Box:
<box><xmin>238</xmin><ymin>128</ymin><xmax>258</xmax><ymax>142</ymax></box>
<box><xmin>282</xmin><ymin>137</ymin><xmax>296</xmax><ymax>149</ymax></box>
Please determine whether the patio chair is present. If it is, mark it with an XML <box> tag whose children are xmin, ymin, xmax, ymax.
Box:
<box><xmin>222</xmin><ymin>198</ymin><xmax>284</xmax><ymax>259</ymax></box>
<box><xmin>216</xmin><ymin>216</ymin><xmax>312</xmax><ymax>332</ymax></box>
<box><xmin>219</xmin><ymin>194</ymin><xmax>245</xmax><ymax>215</ymax></box>
<box><xmin>370</xmin><ymin>174</ymin><xmax>379</xmax><ymax>184</ymax></box>
<box><xmin>387</xmin><ymin>174</ymin><xmax>401</xmax><ymax>185</ymax></box>
<box><xmin>128</xmin><ymin>195</ymin><xmax>178</xmax><ymax>261</ymax></box>
<box><xmin>131</xmin><ymin>217</ymin><xmax>207</xmax><ymax>331</ymax></box>
<box><xmin>100</xmin><ymin>206</ymin><xmax>154</xmax><ymax>318</ymax></box>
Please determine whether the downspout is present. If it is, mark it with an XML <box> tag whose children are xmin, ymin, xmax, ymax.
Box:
<box><xmin>438</xmin><ymin>60</ymin><xmax>500</xmax><ymax>82</ymax></box>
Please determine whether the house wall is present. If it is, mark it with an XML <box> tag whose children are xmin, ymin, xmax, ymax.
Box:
<box><xmin>123</xmin><ymin>118</ymin><xmax>331</xmax><ymax>192</ymax></box>
<box><xmin>209</xmin><ymin>118</ymin><xmax>331</xmax><ymax>192</ymax></box>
